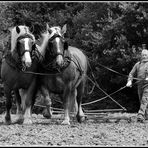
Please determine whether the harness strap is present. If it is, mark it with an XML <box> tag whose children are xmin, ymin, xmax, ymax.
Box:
<box><xmin>40</xmin><ymin>56</ymin><xmax>71</xmax><ymax>74</ymax></box>
<box><xmin>19</xmin><ymin>50</ymin><xmax>31</xmax><ymax>57</ymax></box>
<box><xmin>3</xmin><ymin>46</ymin><xmax>40</xmax><ymax>72</ymax></box>
<box><xmin>71</xmin><ymin>54</ymin><xmax>84</xmax><ymax>76</ymax></box>
<box><xmin>32</xmin><ymin>47</ymin><xmax>44</xmax><ymax>62</ymax></box>
<box><xmin>17</xmin><ymin>34</ymin><xmax>34</xmax><ymax>41</ymax></box>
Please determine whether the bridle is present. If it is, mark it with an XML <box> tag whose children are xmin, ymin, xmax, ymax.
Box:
<box><xmin>48</xmin><ymin>33</ymin><xmax>65</xmax><ymax>58</ymax></box>
<box><xmin>16</xmin><ymin>33</ymin><xmax>36</xmax><ymax>71</ymax></box>
<box><xmin>41</xmin><ymin>33</ymin><xmax>69</xmax><ymax>72</ymax></box>
<box><xmin>17</xmin><ymin>33</ymin><xmax>35</xmax><ymax>58</ymax></box>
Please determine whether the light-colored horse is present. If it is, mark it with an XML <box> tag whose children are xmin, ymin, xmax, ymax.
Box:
<box><xmin>36</xmin><ymin>24</ymin><xmax>88</xmax><ymax>125</ymax></box>
<box><xmin>1</xmin><ymin>25</ymin><xmax>38</xmax><ymax>124</ymax></box>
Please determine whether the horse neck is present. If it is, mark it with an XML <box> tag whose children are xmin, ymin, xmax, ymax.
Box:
<box><xmin>11</xmin><ymin>36</ymin><xmax>17</xmax><ymax>52</ymax></box>
<box><xmin>37</xmin><ymin>35</ymin><xmax>49</xmax><ymax>57</ymax></box>
<box><xmin>10</xmin><ymin>48</ymin><xmax>20</xmax><ymax>63</ymax></box>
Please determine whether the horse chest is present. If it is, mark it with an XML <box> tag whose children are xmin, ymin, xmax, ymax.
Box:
<box><xmin>42</xmin><ymin>76</ymin><xmax>64</xmax><ymax>93</ymax></box>
<box><xmin>9</xmin><ymin>74</ymin><xmax>34</xmax><ymax>89</ymax></box>
<box><xmin>63</xmin><ymin>65</ymin><xmax>77</xmax><ymax>81</ymax></box>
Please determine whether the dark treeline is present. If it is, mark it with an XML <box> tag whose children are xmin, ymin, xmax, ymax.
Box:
<box><xmin>0</xmin><ymin>1</ymin><xmax>148</xmax><ymax>113</ymax></box>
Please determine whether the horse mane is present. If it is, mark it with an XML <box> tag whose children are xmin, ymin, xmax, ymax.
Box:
<box><xmin>10</xmin><ymin>25</ymin><xmax>35</xmax><ymax>52</ymax></box>
<box><xmin>38</xmin><ymin>26</ymin><xmax>62</xmax><ymax>49</ymax></box>
<box><xmin>51</xmin><ymin>26</ymin><xmax>62</xmax><ymax>35</ymax></box>
<box><xmin>41</xmin><ymin>26</ymin><xmax>62</xmax><ymax>37</ymax></box>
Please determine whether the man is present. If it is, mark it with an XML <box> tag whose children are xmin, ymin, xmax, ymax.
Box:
<box><xmin>126</xmin><ymin>48</ymin><xmax>148</xmax><ymax>122</ymax></box>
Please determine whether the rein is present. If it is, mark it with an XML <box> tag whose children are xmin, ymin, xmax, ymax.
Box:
<box><xmin>17</xmin><ymin>35</ymin><xmax>35</xmax><ymax>57</ymax></box>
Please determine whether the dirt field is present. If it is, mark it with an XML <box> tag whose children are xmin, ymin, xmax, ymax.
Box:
<box><xmin>0</xmin><ymin>112</ymin><xmax>148</xmax><ymax>146</ymax></box>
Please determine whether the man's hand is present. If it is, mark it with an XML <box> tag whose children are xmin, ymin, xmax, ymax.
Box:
<box><xmin>126</xmin><ymin>80</ymin><xmax>132</xmax><ymax>87</ymax></box>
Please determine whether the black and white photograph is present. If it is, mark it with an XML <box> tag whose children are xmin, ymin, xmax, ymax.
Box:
<box><xmin>0</xmin><ymin>1</ymin><xmax>148</xmax><ymax>146</ymax></box>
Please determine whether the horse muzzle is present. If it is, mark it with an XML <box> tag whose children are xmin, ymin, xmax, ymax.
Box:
<box><xmin>56</xmin><ymin>54</ymin><xmax>64</xmax><ymax>67</ymax></box>
<box><xmin>22</xmin><ymin>51</ymin><xmax>32</xmax><ymax>68</ymax></box>
<box><xmin>25</xmin><ymin>60</ymin><xmax>32</xmax><ymax>67</ymax></box>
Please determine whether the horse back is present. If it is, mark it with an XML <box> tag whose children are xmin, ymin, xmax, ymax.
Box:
<box><xmin>67</xmin><ymin>46</ymin><xmax>88</xmax><ymax>74</ymax></box>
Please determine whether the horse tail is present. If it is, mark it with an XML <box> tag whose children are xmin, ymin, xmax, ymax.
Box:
<box><xmin>83</xmin><ymin>55</ymin><xmax>96</xmax><ymax>95</ymax></box>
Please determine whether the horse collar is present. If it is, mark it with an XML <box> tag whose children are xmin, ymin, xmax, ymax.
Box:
<box><xmin>41</xmin><ymin>55</ymin><xmax>71</xmax><ymax>74</ymax></box>
<box><xmin>4</xmin><ymin>51</ymin><xmax>23</xmax><ymax>71</ymax></box>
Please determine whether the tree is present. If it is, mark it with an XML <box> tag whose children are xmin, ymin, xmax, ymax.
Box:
<box><xmin>1</xmin><ymin>2</ymin><xmax>148</xmax><ymax>112</ymax></box>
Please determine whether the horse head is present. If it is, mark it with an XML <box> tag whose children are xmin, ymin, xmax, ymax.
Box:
<box><xmin>40</xmin><ymin>24</ymin><xmax>68</xmax><ymax>68</ymax></box>
<box><xmin>10</xmin><ymin>25</ymin><xmax>36</xmax><ymax>68</ymax></box>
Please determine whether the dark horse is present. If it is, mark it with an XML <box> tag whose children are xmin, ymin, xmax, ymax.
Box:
<box><xmin>36</xmin><ymin>24</ymin><xmax>88</xmax><ymax>125</ymax></box>
<box><xmin>1</xmin><ymin>25</ymin><xmax>38</xmax><ymax>124</ymax></box>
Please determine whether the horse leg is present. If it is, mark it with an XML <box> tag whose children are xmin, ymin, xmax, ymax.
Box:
<box><xmin>41</xmin><ymin>86</ymin><xmax>52</xmax><ymax>119</ymax></box>
<box><xmin>76</xmin><ymin>81</ymin><xmax>86</xmax><ymax>123</ymax></box>
<box><xmin>62</xmin><ymin>83</ymin><xmax>73</xmax><ymax>125</ymax></box>
<box><xmin>13</xmin><ymin>90</ymin><xmax>24</xmax><ymax>124</ymax></box>
<box><xmin>68</xmin><ymin>88</ymin><xmax>77</xmax><ymax>115</ymax></box>
<box><xmin>3</xmin><ymin>84</ymin><xmax>12</xmax><ymax>125</ymax></box>
<box><xmin>21</xmin><ymin>79</ymin><xmax>37</xmax><ymax>124</ymax></box>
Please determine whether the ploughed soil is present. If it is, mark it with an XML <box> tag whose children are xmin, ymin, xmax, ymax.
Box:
<box><xmin>0</xmin><ymin>112</ymin><xmax>148</xmax><ymax>146</ymax></box>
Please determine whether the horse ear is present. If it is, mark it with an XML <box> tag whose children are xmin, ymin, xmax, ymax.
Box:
<box><xmin>48</xmin><ymin>29</ymin><xmax>52</xmax><ymax>34</ymax></box>
<box><xmin>46</xmin><ymin>23</ymin><xmax>53</xmax><ymax>34</ymax></box>
<box><xmin>61</xmin><ymin>24</ymin><xmax>67</xmax><ymax>36</ymax></box>
<box><xmin>46</xmin><ymin>23</ymin><xmax>50</xmax><ymax>31</ymax></box>
<box><xmin>16</xmin><ymin>26</ymin><xmax>20</xmax><ymax>34</ymax></box>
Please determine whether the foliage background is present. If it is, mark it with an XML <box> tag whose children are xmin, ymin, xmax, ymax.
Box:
<box><xmin>1</xmin><ymin>1</ymin><xmax>148</xmax><ymax>113</ymax></box>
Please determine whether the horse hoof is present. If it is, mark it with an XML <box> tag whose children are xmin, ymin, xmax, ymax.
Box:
<box><xmin>76</xmin><ymin>115</ymin><xmax>86</xmax><ymax>123</ymax></box>
<box><xmin>42</xmin><ymin>109</ymin><xmax>52</xmax><ymax>119</ymax></box>
<box><xmin>43</xmin><ymin>113</ymin><xmax>52</xmax><ymax>119</ymax></box>
<box><xmin>14</xmin><ymin>118</ymin><xmax>24</xmax><ymax>124</ymax></box>
<box><xmin>5</xmin><ymin>117</ymin><xmax>11</xmax><ymax>125</ymax></box>
<box><xmin>4</xmin><ymin>120</ymin><xmax>11</xmax><ymax>125</ymax></box>
<box><xmin>23</xmin><ymin>118</ymin><xmax>33</xmax><ymax>124</ymax></box>
<box><xmin>61</xmin><ymin>120</ymin><xmax>70</xmax><ymax>125</ymax></box>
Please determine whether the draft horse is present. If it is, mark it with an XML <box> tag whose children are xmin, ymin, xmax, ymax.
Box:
<box><xmin>36</xmin><ymin>24</ymin><xmax>88</xmax><ymax>125</ymax></box>
<box><xmin>1</xmin><ymin>25</ymin><xmax>38</xmax><ymax>124</ymax></box>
